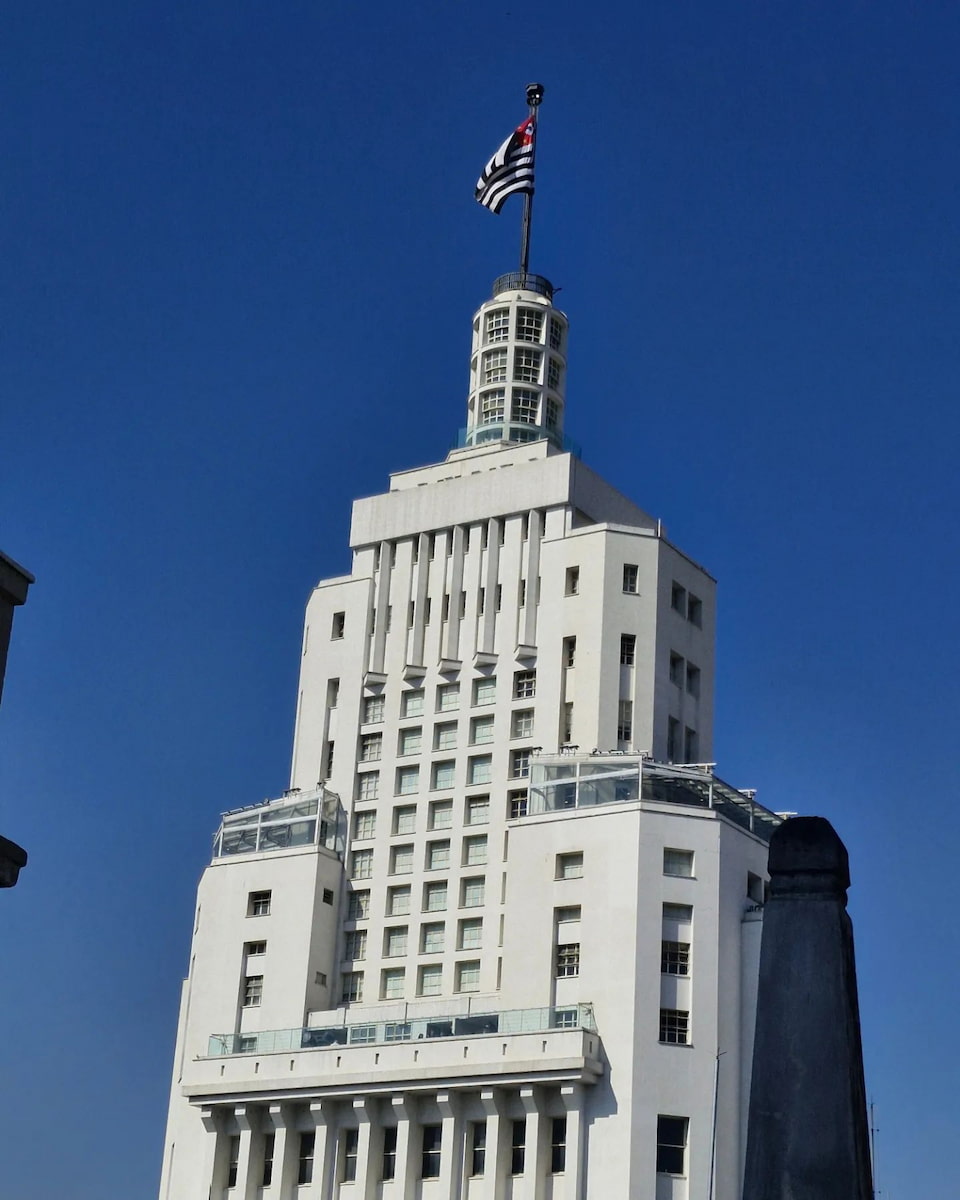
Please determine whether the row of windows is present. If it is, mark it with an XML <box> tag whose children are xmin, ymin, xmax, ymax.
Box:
<box><xmin>671</xmin><ymin>581</ymin><xmax>703</xmax><ymax>627</ymax></box>
<box><xmin>341</xmin><ymin>957</ymin><xmax>483</xmax><ymax>1003</ymax></box>
<box><xmin>476</xmin><ymin>388</ymin><xmax>561</xmax><ymax>431</ymax></box>
<box><xmin>482</xmin><ymin>305</ymin><xmax>564</xmax><ymax>351</ymax></box>
<box><xmin>363</xmin><ymin>710</ymin><xmax>535</xmax><ymax>755</ymax></box>
<box><xmin>362</xmin><ymin>673</ymin><xmax>537</xmax><ymax>727</ymax></box>
<box><xmin>348</xmin><ymin>866</ymin><xmax>487</xmax><ymax>906</ymax></box>
<box><xmin>357</xmin><ymin>751</ymin><xmax>533</xmax><ymax>791</ymax></box>
<box><xmin>668</xmin><ymin>651</ymin><xmax>701</xmax><ymax>697</ymax></box>
<box><xmin>372</xmin><ymin>515</ymin><xmax>542</xmax><ymax>573</ymax></box>
<box><xmin>344</xmin><ymin>915</ymin><xmax>485</xmax><ymax>960</ymax></box>
<box><xmin>667</xmin><ymin>718</ymin><xmax>699</xmax><ymax>764</ymax></box>
<box><xmin>479</xmin><ymin>347</ymin><xmax>561</xmax><ymax>389</ymax></box>
<box><xmin>244</xmin><ymin>887</ymin><xmax>334</xmax><ymax>919</ymax></box>
<box><xmin>351</xmin><ymin>835</ymin><xmax>490</xmax><ymax>872</ymax></box>
<box><xmin>353</xmin><ymin>786</ymin><xmax>529</xmax><ymax>831</ymax></box>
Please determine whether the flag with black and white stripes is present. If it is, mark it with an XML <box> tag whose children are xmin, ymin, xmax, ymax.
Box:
<box><xmin>475</xmin><ymin>116</ymin><xmax>535</xmax><ymax>214</ymax></box>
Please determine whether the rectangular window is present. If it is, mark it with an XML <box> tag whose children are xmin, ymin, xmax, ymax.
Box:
<box><xmin>357</xmin><ymin>771</ymin><xmax>379</xmax><ymax>801</ymax></box>
<box><xmin>669</xmin><ymin>651</ymin><xmax>685</xmax><ymax>686</ymax></box>
<box><xmin>248</xmin><ymin>890</ymin><xmax>271</xmax><ymax>917</ymax></box>
<box><xmin>429</xmin><ymin>798</ymin><xmax>453</xmax><ymax>829</ymax></box>
<box><xmin>620</xmin><ymin>633</ymin><xmax>636</xmax><ymax>665</ymax></box>
<box><xmin>555</xmin><ymin>905</ymin><xmax>581</xmax><ymax>923</ymax></box>
<box><xmin>686</xmin><ymin>663</ymin><xmax>701</xmax><ymax>697</ymax></box>
<box><xmin>402</xmin><ymin>689</ymin><xmax>425</xmax><ymax>717</ymax></box>
<box><xmin>326</xmin><ymin>678</ymin><xmax>340</xmax><ymax>708</ymax></box>
<box><xmin>362</xmin><ymin>695</ymin><xmax>384</xmax><ymax>723</ymax></box>
<box><xmin>684</xmin><ymin>726</ymin><xmax>699</xmax><ymax>762</ymax></box>
<box><xmin>461</xmin><ymin>876</ymin><xmax>485</xmax><ymax>907</ymax></box>
<box><xmin>359</xmin><ymin>733</ymin><xmax>382</xmax><ymax>762</ymax></box>
<box><xmin>660</xmin><ymin>1008</ymin><xmax>690</xmax><ymax>1044</ymax></box>
<box><xmin>432</xmin><ymin>760</ymin><xmax>456</xmax><ymax>790</ymax></box>
<box><xmin>393</xmin><ymin>805</ymin><xmax>416</xmax><ymax>835</ymax></box>
<box><xmin>516</xmin><ymin>307</ymin><xmax>544</xmax><ymax>342</ymax></box>
<box><xmin>565</xmin><ymin>566</ymin><xmax>579</xmax><ymax>596</ymax></box>
<box><xmin>511</xmin><ymin>387</ymin><xmax>539</xmax><ymax>424</ymax></box>
<box><xmin>511</xmin><ymin>1119</ymin><xmax>526</xmax><ymax>1175</ymax></box>
<box><xmin>322</xmin><ymin>889</ymin><xmax>334</xmax><ymax>905</ymax></box>
<box><xmin>384</xmin><ymin>925</ymin><xmax>408</xmax><ymax>957</ymax></box>
<box><xmin>347</xmin><ymin>890</ymin><xmax>369</xmax><ymax>920</ymax></box>
<box><xmin>661</xmin><ymin>940</ymin><xmax>691</xmax><ymax>975</ymax></box>
<box><xmin>242</xmin><ymin>975</ymin><xmax>262</xmax><ymax>1007</ymax></box>
<box><xmin>465</xmin><ymin>795</ymin><xmax>490</xmax><ymax>825</ymax></box>
<box><xmin>384</xmin><ymin>1022</ymin><xmax>411</xmax><ymax>1042</ymax></box>
<box><xmin>556</xmin><ymin>852</ymin><xmax>584</xmax><ymax>880</ymax></box>
<box><xmin>390</xmin><ymin>844</ymin><xmax>414</xmax><ymax>875</ymax></box>
<box><xmin>470</xmin><ymin>1120</ymin><xmax>487</xmax><ymax>1176</ymax></box>
<box><xmin>555</xmin><ymin>943</ymin><xmax>580</xmax><ymax>977</ymax></box>
<box><xmin>245</xmin><ymin>940</ymin><xmax>266</xmax><ymax>956</ymax></box>
<box><xmin>341</xmin><ymin>1128</ymin><xmax>359</xmax><ymax>1182</ymax></box>
<box><xmin>551</xmin><ymin>1117</ymin><xmax>567</xmax><ymax>1173</ymax></box>
<box><xmin>418</xmin><ymin>963</ymin><xmax>443</xmax><ymax>996</ymax></box>
<box><xmin>382</xmin><ymin>1127</ymin><xmax>397</xmax><ymax>1182</ymax></box>
<box><xmin>511</xmin><ymin>708</ymin><xmax>534</xmax><ymax>739</ymax></box>
<box><xmin>396</xmin><ymin>765</ymin><xmax>420</xmax><ymax>795</ymax></box>
<box><xmin>331</xmin><ymin>612</ymin><xmax>345</xmax><ymax>639</ymax></box>
<box><xmin>227</xmin><ymin>1135</ymin><xmax>240</xmax><ymax>1188</ymax></box>
<box><xmin>483</xmin><ymin>347</ymin><xmax>509</xmax><ymax>384</ymax></box>
<box><xmin>549</xmin><ymin>316</ymin><xmax>564</xmax><ymax>350</ymax></box>
<box><xmin>547</xmin><ymin>357</ymin><xmax>562</xmax><ymax>391</ymax></box>
<box><xmin>617</xmin><ymin>699</ymin><xmax>633</xmax><ymax>746</ymax></box>
<box><xmin>323</xmin><ymin>739</ymin><xmax>335</xmax><ymax>777</ymax></box>
<box><xmin>687</xmin><ymin>594</ymin><xmax>703</xmax><ymax>627</ymax></box>
<box><xmin>434</xmin><ymin>721</ymin><xmax>457</xmax><ymax>750</ymax></box>
<box><xmin>456</xmin><ymin>959</ymin><xmax>481</xmax><ymax>992</ymax></box>
<box><xmin>469</xmin><ymin>755</ymin><xmax>493</xmax><ymax>785</ymax></box>
<box><xmin>513</xmin><ymin>347</ymin><xmax>542</xmax><ymax>383</ymax></box>
<box><xmin>421</xmin><ymin>921</ymin><xmax>445</xmax><ymax>953</ymax></box>
<box><xmin>344</xmin><ymin>929</ymin><xmax>367</xmax><ymax>961</ymax></box>
<box><xmin>622</xmin><ymin>564</ymin><xmax>639</xmax><ymax>593</ymax></box>
<box><xmin>473</xmin><ymin>676</ymin><xmax>497</xmax><ymax>706</ymax></box>
<box><xmin>485</xmin><ymin>307</ymin><xmax>510</xmax><ymax>343</ymax></box>
<box><xmin>667</xmin><ymin>716</ymin><xmax>680</xmax><ymax>762</ymax></box>
<box><xmin>663</xmin><ymin>902</ymin><xmax>693</xmax><ymax>923</ymax></box>
<box><xmin>340</xmin><ymin>971</ymin><xmax>363</xmax><ymax>1003</ymax></box>
<box><xmin>351</xmin><ymin>848</ymin><xmax>373</xmax><ymax>879</ymax></box>
<box><xmin>421</xmin><ymin>1125</ymin><xmax>442</xmax><ymax>1179</ymax></box>
<box><xmin>424</xmin><ymin>881</ymin><xmax>448</xmax><ymax>912</ymax></box>
<box><xmin>663</xmin><ymin>848</ymin><xmax>695</xmax><ymax>877</ymax></box>
<box><xmin>381</xmin><ymin>968</ymin><xmax>405</xmax><ymax>999</ymax></box>
<box><xmin>458</xmin><ymin>917</ymin><xmax>483</xmax><ymax>950</ymax></box>
<box><xmin>353</xmin><ymin>810</ymin><xmax>376</xmax><ymax>840</ymax></box>
<box><xmin>398</xmin><ymin>726</ymin><xmax>422</xmax><ymax>756</ymax></box>
<box><xmin>407</xmin><ymin>600</ymin><xmax>415</xmax><ymax>628</ymax></box>
<box><xmin>426</xmin><ymin>839</ymin><xmax>451</xmax><ymax>870</ymax></box>
<box><xmin>261</xmin><ymin>1133</ymin><xmax>275</xmax><ymax>1187</ymax></box>
<box><xmin>671</xmin><ymin>581</ymin><xmax>687</xmax><ymax>614</ymax></box>
<box><xmin>387</xmin><ymin>885</ymin><xmax>411</xmax><ymax>916</ymax></box>
<box><xmin>298</xmin><ymin>1132</ymin><xmax>316</xmax><ymax>1186</ymax></box>
<box><xmin>545</xmin><ymin>396</ymin><xmax>560</xmax><ymax>429</ymax></box>
<box><xmin>463</xmin><ymin>835</ymin><xmax>488</xmax><ymax>866</ymax></box>
<box><xmin>510</xmin><ymin>749</ymin><xmax>531</xmax><ymax>779</ymax></box>
<box><xmin>508</xmin><ymin>789</ymin><xmax>529</xmax><ymax>819</ymax></box>
<box><xmin>471</xmin><ymin>715</ymin><xmax>495</xmax><ymax>744</ymax></box>
<box><xmin>514</xmin><ymin>669</ymin><xmax>536</xmax><ymax>698</ymax></box>
<box><xmin>656</xmin><ymin>1116</ymin><xmax>689</xmax><ymax>1175</ymax></box>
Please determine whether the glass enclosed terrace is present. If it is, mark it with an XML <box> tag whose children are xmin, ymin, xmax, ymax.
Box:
<box><xmin>212</xmin><ymin>788</ymin><xmax>347</xmax><ymax>861</ymax></box>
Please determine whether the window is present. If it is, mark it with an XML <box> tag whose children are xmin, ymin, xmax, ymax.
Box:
<box><xmin>384</xmin><ymin>926</ymin><xmax>408</xmax><ymax>957</ymax></box>
<box><xmin>511</xmin><ymin>1119</ymin><xmax>526</xmax><ymax>1175</ymax></box>
<box><xmin>669</xmin><ymin>652</ymin><xmax>685</xmax><ymax>686</ymax></box>
<box><xmin>429</xmin><ymin>798</ymin><xmax>453</xmax><ymax>829</ymax></box>
<box><xmin>556</xmin><ymin>852</ymin><xmax>583</xmax><ymax>880</ymax></box>
<box><xmin>473</xmin><ymin>677</ymin><xmax>497</xmax><ymax>706</ymax></box>
<box><xmin>551</xmin><ymin>1117</ymin><xmax>567</xmax><ymax>1173</ymax></box>
<box><xmin>424</xmin><ymin>881</ymin><xmax>448</xmax><ymax>912</ymax></box>
<box><xmin>458</xmin><ymin>917</ymin><xmax>483</xmax><ymax>950</ymax></box>
<box><xmin>660</xmin><ymin>1008</ymin><xmax>690</xmax><ymax>1044</ymax></box>
<box><xmin>245</xmin><ymin>940</ymin><xmax>266</xmax><ymax>956</ymax></box>
<box><xmin>469</xmin><ymin>755</ymin><xmax>493</xmax><ymax>785</ymax></box>
<box><xmin>545</xmin><ymin>396</ymin><xmax>560</xmax><ymax>429</ymax></box>
<box><xmin>662</xmin><ymin>940</ymin><xmax>691</xmax><ymax>975</ymax></box>
<box><xmin>227</xmin><ymin>1135</ymin><xmax>240</xmax><ymax>1188</ymax></box>
<box><xmin>510</xmin><ymin>709</ymin><xmax>534</xmax><ymax>740</ymax></box>
<box><xmin>663</xmin><ymin>902</ymin><xmax>693</xmax><ymax>923</ymax></box>
<box><xmin>622</xmin><ymin>564</ymin><xmax>639</xmax><ymax>593</ymax></box>
<box><xmin>382</xmin><ymin>1127</ymin><xmax>397</xmax><ymax>1181</ymax></box>
<box><xmin>748</xmin><ymin>872</ymin><xmax>765</xmax><ymax>904</ymax></box>
<box><xmin>384</xmin><ymin>1022</ymin><xmax>411</xmax><ymax>1042</ymax></box>
<box><xmin>555</xmin><ymin>943</ymin><xmax>580</xmax><ymax>977</ymax></box>
<box><xmin>341</xmin><ymin>971</ymin><xmax>363</xmax><ymax>1003</ymax></box>
<box><xmin>426</xmin><ymin>839</ymin><xmax>451</xmax><ymax>870</ymax></box>
<box><xmin>248</xmin><ymin>890</ymin><xmax>271</xmax><ymax>917</ymax></box>
<box><xmin>483</xmin><ymin>348</ymin><xmax>509</xmax><ymax>384</ymax></box>
<box><xmin>461</xmin><ymin>877</ymin><xmax>485</xmax><ymax>907</ymax></box>
<box><xmin>667</xmin><ymin>716</ymin><xmax>680</xmax><ymax>762</ymax></box>
<box><xmin>432</xmin><ymin>760</ymin><xmax>456</xmax><ymax>790</ymax></box>
<box><xmin>341</xmin><ymin>1128</ymin><xmax>359</xmax><ymax>1183</ymax></box>
<box><xmin>471</xmin><ymin>715</ymin><xmax>495</xmax><ymax>744</ymax></box>
<box><xmin>684</xmin><ymin>727</ymin><xmax>699</xmax><ymax>762</ymax></box>
<box><xmin>687</xmin><ymin>594</ymin><xmax>703</xmax><ymax>627</ymax></box>
<box><xmin>656</xmin><ymin>1116</ymin><xmax>689</xmax><ymax>1175</ymax></box>
<box><xmin>549</xmin><ymin>315</ymin><xmax>564</xmax><ymax>350</ymax></box>
<box><xmin>511</xmin><ymin>387</ymin><xmax>539</xmax><ymax>424</ymax></box>
<box><xmin>331</xmin><ymin>612</ymin><xmax>345</xmax><ymax>639</ymax></box>
<box><xmin>555</xmin><ymin>905</ymin><xmax>581</xmax><ymax>923</ymax></box>
<box><xmin>620</xmin><ymin>633</ymin><xmax>636</xmax><ymax>665</ymax></box>
<box><xmin>351</xmin><ymin>848</ymin><xmax>373</xmax><ymax>879</ymax></box>
<box><xmin>470</xmin><ymin>1121</ymin><xmax>487</xmax><ymax>1176</ymax></box>
<box><xmin>381</xmin><ymin>968</ymin><xmax>405</xmax><ymax>999</ymax></box>
<box><xmin>407</xmin><ymin>601</ymin><xmax>415</xmax><ymax>628</ymax></box>
<box><xmin>396</xmin><ymin>766</ymin><xmax>420</xmax><ymax>795</ymax></box>
<box><xmin>565</xmin><ymin>566</ymin><xmax>579</xmax><ymax>595</ymax></box>
<box><xmin>344</xmin><ymin>930</ymin><xmax>367</xmax><ymax>960</ymax></box>
<box><xmin>323</xmin><ymin>739</ymin><xmax>335</xmax><ymax>776</ymax></box>
<box><xmin>671</xmin><ymin>581</ymin><xmax>687</xmax><ymax>614</ymax></box>
<box><xmin>327</xmin><ymin>678</ymin><xmax>340</xmax><ymax>708</ymax></box>
<box><xmin>390</xmin><ymin>844</ymin><xmax>414</xmax><ymax>875</ymax></box>
<box><xmin>353</xmin><ymin>810</ymin><xmax>376</xmax><ymax>840</ymax></box>
<box><xmin>465</xmin><ymin>795</ymin><xmax>490</xmax><ymax>825</ymax></box>
<box><xmin>513</xmin><ymin>347</ymin><xmax>541</xmax><ymax>382</ymax></box>
<box><xmin>393</xmin><ymin>805</ymin><xmax>416</xmax><ymax>835</ymax></box>
<box><xmin>398</xmin><ymin>726</ymin><xmax>422</xmax><ymax>756</ymax></box>
<box><xmin>421</xmin><ymin>1125</ymin><xmax>442</xmax><ymax>1179</ymax></box>
<box><xmin>387</xmin><ymin>885</ymin><xmax>411</xmax><ymax>916</ymax></box>
<box><xmin>514</xmin><ymin>669</ymin><xmax>536</xmax><ymax>698</ymax></box>
<box><xmin>547</xmin><ymin>357</ymin><xmax>562</xmax><ymax>391</ymax></box>
<box><xmin>508</xmin><ymin>789</ymin><xmax>528</xmax><ymax>819</ymax></box>
<box><xmin>562</xmin><ymin>635</ymin><xmax>577</xmax><ymax>667</ymax></box>
<box><xmin>243</xmin><ymin>975</ymin><xmax>263</xmax><ymax>1007</ymax></box>
<box><xmin>485</xmin><ymin>307</ymin><xmax>510</xmax><ymax>342</ymax></box>
<box><xmin>298</xmin><ymin>1132</ymin><xmax>316</xmax><ymax>1186</ymax></box>
<box><xmin>359</xmin><ymin>733</ymin><xmax>382</xmax><ymax>762</ymax></box>
<box><xmin>362</xmin><ymin>695</ymin><xmax>384</xmax><ymax>723</ymax></box>
<box><xmin>617</xmin><ymin>699</ymin><xmax>633</xmax><ymax>746</ymax></box>
<box><xmin>418</xmin><ymin>963</ymin><xmax>443</xmax><ymax>996</ymax></box>
<box><xmin>456</xmin><ymin>959</ymin><xmax>481</xmax><ymax>992</ymax></box>
<box><xmin>663</xmin><ymin>848</ymin><xmax>694</xmax><ymax>877</ymax></box>
<box><xmin>434</xmin><ymin>721</ymin><xmax>457</xmax><ymax>750</ymax></box>
<box><xmin>347</xmin><ymin>890</ymin><xmax>369</xmax><ymax>920</ymax></box>
<box><xmin>516</xmin><ymin>307</ymin><xmax>543</xmax><ymax>342</ymax></box>
<box><xmin>510</xmin><ymin>749</ymin><xmax>531</xmax><ymax>779</ymax></box>
<box><xmin>686</xmin><ymin>663</ymin><xmax>701</xmax><ymax>697</ymax></box>
<box><xmin>478</xmin><ymin>587</ymin><xmax>485</xmax><ymax>615</ymax></box>
<box><xmin>323</xmin><ymin>889</ymin><xmax>334</xmax><ymax>905</ymax></box>
<box><xmin>261</xmin><ymin>1133</ymin><xmax>275</xmax><ymax>1187</ymax></box>
<box><xmin>357</xmin><ymin>771</ymin><xmax>379</xmax><ymax>801</ymax></box>
<box><xmin>421</xmin><ymin>922</ymin><xmax>445</xmax><ymax>953</ymax></box>
<box><xmin>463</xmin><ymin>835</ymin><xmax>488</xmax><ymax>865</ymax></box>
<box><xmin>402</xmin><ymin>689</ymin><xmax>425</xmax><ymax>718</ymax></box>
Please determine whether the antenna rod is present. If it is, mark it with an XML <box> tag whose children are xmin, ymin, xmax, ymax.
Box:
<box><xmin>519</xmin><ymin>82</ymin><xmax>544</xmax><ymax>278</ymax></box>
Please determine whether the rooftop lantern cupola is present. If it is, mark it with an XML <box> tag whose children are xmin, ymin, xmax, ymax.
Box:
<box><xmin>463</xmin><ymin>83</ymin><xmax>568</xmax><ymax>451</ymax></box>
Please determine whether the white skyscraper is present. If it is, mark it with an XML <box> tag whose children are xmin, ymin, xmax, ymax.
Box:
<box><xmin>158</xmin><ymin>266</ymin><xmax>780</xmax><ymax>1200</ymax></box>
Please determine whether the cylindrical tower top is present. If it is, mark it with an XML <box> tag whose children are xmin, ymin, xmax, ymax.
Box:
<box><xmin>460</xmin><ymin>276</ymin><xmax>569</xmax><ymax>451</ymax></box>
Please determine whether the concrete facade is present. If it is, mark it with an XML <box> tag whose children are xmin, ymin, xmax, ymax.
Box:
<box><xmin>159</xmin><ymin>276</ymin><xmax>780</xmax><ymax>1199</ymax></box>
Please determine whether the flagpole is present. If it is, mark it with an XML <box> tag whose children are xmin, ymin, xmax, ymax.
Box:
<box><xmin>519</xmin><ymin>82</ymin><xmax>544</xmax><ymax>279</ymax></box>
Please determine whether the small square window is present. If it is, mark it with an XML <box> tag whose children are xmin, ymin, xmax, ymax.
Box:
<box><xmin>458</xmin><ymin>917</ymin><xmax>483</xmax><ymax>950</ymax></box>
<box><xmin>485</xmin><ymin>308</ymin><xmax>510</xmax><ymax>343</ymax></box>
<box><xmin>465</xmin><ymin>795</ymin><xmax>490</xmax><ymax>825</ymax></box>
<box><xmin>384</xmin><ymin>925</ymin><xmax>408</xmax><ymax>958</ymax></box>
<box><xmin>511</xmin><ymin>387</ymin><xmax>539</xmax><ymax>424</ymax></box>
<box><xmin>396</xmin><ymin>765</ymin><xmax>420</xmax><ymax>795</ymax></box>
<box><xmin>357</xmin><ymin>771</ymin><xmax>379</xmax><ymax>801</ymax></box>
<box><xmin>322</xmin><ymin>889</ymin><xmax>334</xmax><ymax>905</ymax></box>
<box><xmin>341</xmin><ymin>972</ymin><xmax>363</xmax><ymax>1003</ymax></box>
<box><xmin>243</xmin><ymin>975</ymin><xmax>263</xmax><ymax>1007</ymax></box>
<box><xmin>248</xmin><ymin>890</ymin><xmax>271</xmax><ymax>917</ymax></box>
<box><xmin>556</xmin><ymin>852</ymin><xmax>583</xmax><ymax>880</ymax></box>
<box><xmin>344</xmin><ymin>929</ymin><xmax>367</xmax><ymax>961</ymax></box>
<box><xmin>656</xmin><ymin>1116</ymin><xmax>688</xmax><ymax>1176</ymax></box>
<box><xmin>359</xmin><ymin>733</ymin><xmax>382</xmax><ymax>762</ymax></box>
<box><xmin>245</xmin><ymin>939</ymin><xmax>267</xmax><ymax>956</ymax></box>
<box><xmin>432</xmin><ymin>760</ymin><xmax>456</xmax><ymax>790</ymax></box>
<box><xmin>510</xmin><ymin>749</ymin><xmax>531</xmax><ymax>779</ymax></box>
<box><xmin>434</xmin><ymin>721</ymin><xmax>458</xmax><ymax>750</ymax></box>
<box><xmin>402</xmin><ymin>689</ymin><xmax>425</xmax><ymax>718</ymax></box>
<box><xmin>381</xmin><ymin>968</ymin><xmax>405</xmax><ymax>1000</ymax></box>
<box><xmin>426</xmin><ymin>839</ymin><xmax>451</xmax><ymax>870</ymax></box>
<box><xmin>620</xmin><ymin>634</ymin><xmax>636</xmax><ymax>665</ymax></box>
<box><xmin>456</xmin><ymin>959</ymin><xmax>481</xmax><ymax>993</ymax></box>
<box><xmin>663</xmin><ymin>902</ymin><xmax>693</xmax><ymax>924</ymax></box>
<box><xmin>513</xmin><ymin>347</ymin><xmax>542</xmax><ymax>383</ymax></box>
<box><xmin>421</xmin><ymin>921</ymin><xmax>445</xmax><ymax>953</ymax></box>
<box><xmin>511</xmin><ymin>708</ymin><xmax>534</xmax><ymax>738</ymax></box>
<box><xmin>483</xmin><ymin>347</ymin><xmax>509</xmax><ymax>384</ymax></box>
<box><xmin>471</xmin><ymin>715</ymin><xmax>495</xmax><ymax>744</ymax></box>
<box><xmin>347</xmin><ymin>890</ymin><xmax>369</xmax><ymax>920</ymax></box>
<box><xmin>429</xmin><ymin>798</ymin><xmax>454</xmax><ymax>830</ymax></box>
<box><xmin>469</xmin><ymin>755</ymin><xmax>493</xmax><ymax>785</ymax></box>
<box><xmin>463</xmin><ymin>835</ymin><xmax>488</xmax><ymax>866</ymax></box>
<box><xmin>516</xmin><ymin>307</ymin><xmax>544</xmax><ymax>342</ymax></box>
<box><xmin>351</xmin><ymin>848</ymin><xmax>373</xmax><ymax>879</ymax></box>
<box><xmin>514</xmin><ymin>670</ymin><xmax>536</xmax><ymax>699</ymax></box>
<box><xmin>390</xmin><ymin>844</ymin><xmax>414</xmax><ymax>875</ymax></box>
<box><xmin>353</xmin><ymin>810</ymin><xmax>376</xmax><ymax>840</ymax></box>
<box><xmin>622</xmin><ymin>564</ymin><xmax>639</xmax><ymax>594</ymax></box>
<box><xmin>663</xmin><ymin>848</ymin><xmax>694</xmax><ymax>877</ymax></box>
<box><xmin>423</xmin><ymin>881</ymin><xmax>448</xmax><ymax>912</ymax></box>
<box><xmin>398</xmin><ymin>726</ymin><xmax>422</xmax><ymax>756</ymax></box>
<box><xmin>362</xmin><ymin>695</ymin><xmax>384</xmax><ymax>724</ymax></box>
<box><xmin>387</xmin><ymin>885</ymin><xmax>411</xmax><ymax>916</ymax></box>
<box><xmin>555</xmin><ymin>905</ymin><xmax>581</xmax><ymax>923</ymax></box>
<box><xmin>659</xmin><ymin>1008</ymin><xmax>690</xmax><ymax>1045</ymax></box>
<box><xmin>661</xmin><ymin>940</ymin><xmax>691</xmax><ymax>976</ymax></box>
<box><xmin>555</xmin><ymin>943</ymin><xmax>580</xmax><ymax>977</ymax></box>
<box><xmin>565</xmin><ymin>566</ymin><xmax>579</xmax><ymax>596</ymax></box>
<box><xmin>478</xmin><ymin>388</ymin><xmax>505</xmax><ymax>424</ymax></box>
<box><xmin>473</xmin><ymin>677</ymin><xmax>497</xmax><ymax>706</ymax></box>
<box><xmin>393</xmin><ymin>805</ymin><xmax>417</xmax><ymax>835</ymax></box>
<box><xmin>331</xmin><ymin>612</ymin><xmax>345</xmax><ymax>639</ymax></box>
<box><xmin>418</xmin><ymin>963</ymin><xmax>443</xmax><ymax>996</ymax></box>
<box><xmin>508</xmin><ymin>790</ymin><xmax>528</xmax><ymax>819</ymax></box>
<box><xmin>461</xmin><ymin>876</ymin><xmax>485</xmax><ymax>907</ymax></box>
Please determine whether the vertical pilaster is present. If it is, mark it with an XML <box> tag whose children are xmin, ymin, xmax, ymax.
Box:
<box><xmin>200</xmin><ymin>1107</ymin><xmax>227</xmax><ymax>1198</ymax></box>
<box><xmin>264</xmin><ymin>1104</ymin><xmax>298</xmax><ymax>1199</ymax></box>
<box><xmin>480</xmin><ymin>1089</ymin><xmax>511</xmax><ymax>1200</ymax></box>
<box><xmin>353</xmin><ymin>1097</ymin><xmax>377</xmax><ymax>1200</ymax></box>
<box><xmin>234</xmin><ymin>1104</ymin><xmax>260</xmax><ymax>1200</ymax></box>
<box><xmin>392</xmin><ymin>1095</ymin><xmax>419</xmax><ymax>1199</ymax></box>
<box><xmin>522</xmin><ymin>509</ymin><xmax>542</xmax><ymax>648</ymax></box>
<box><xmin>436</xmin><ymin>1092</ymin><xmax>464</xmax><ymax>1200</ymax></box>
<box><xmin>559</xmin><ymin>1085</ymin><xmax>585</xmax><ymax>1200</ymax></box>
<box><xmin>307</xmin><ymin>1100</ymin><xmax>336</xmax><ymax>1200</ymax></box>
<box><xmin>519</xmin><ymin>1087</ymin><xmax>547</xmax><ymax>1200</ymax></box>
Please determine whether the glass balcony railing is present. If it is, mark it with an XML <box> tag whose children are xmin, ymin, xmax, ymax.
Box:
<box><xmin>455</xmin><ymin>424</ymin><xmax>581</xmax><ymax>458</ymax></box>
<box><xmin>207</xmin><ymin>1003</ymin><xmax>597</xmax><ymax>1057</ymax></box>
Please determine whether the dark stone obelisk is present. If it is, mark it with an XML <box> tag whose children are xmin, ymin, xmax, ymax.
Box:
<box><xmin>742</xmin><ymin>816</ymin><xmax>872</xmax><ymax>1200</ymax></box>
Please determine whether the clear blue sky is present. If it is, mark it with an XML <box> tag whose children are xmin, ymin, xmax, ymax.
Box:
<box><xmin>1</xmin><ymin>2</ymin><xmax>956</xmax><ymax>1195</ymax></box>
